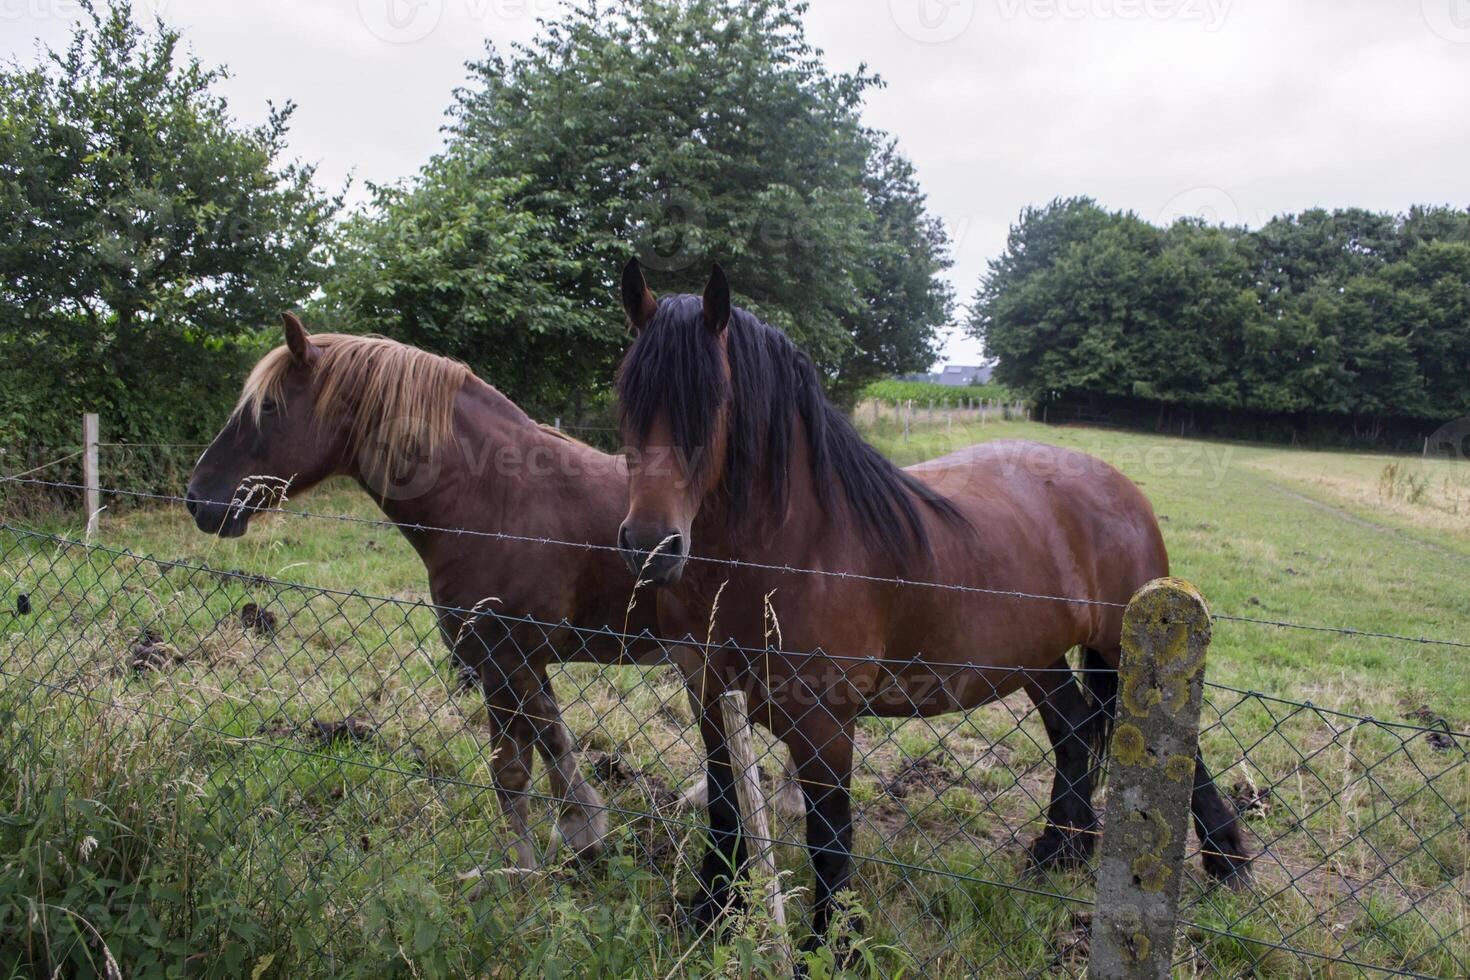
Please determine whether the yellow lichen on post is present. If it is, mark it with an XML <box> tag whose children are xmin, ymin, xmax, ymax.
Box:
<box><xmin>1090</xmin><ymin>578</ymin><xmax>1211</xmax><ymax>980</ymax></box>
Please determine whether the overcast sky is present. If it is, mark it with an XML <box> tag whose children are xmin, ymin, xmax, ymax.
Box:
<box><xmin>4</xmin><ymin>0</ymin><xmax>1468</xmax><ymax>365</ymax></box>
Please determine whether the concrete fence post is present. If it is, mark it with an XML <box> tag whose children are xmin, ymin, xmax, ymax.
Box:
<box><xmin>718</xmin><ymin>690</ymin><xmax>792</xmax><ymax>973</ymax></box>
<box><xmin>83</xmin><ymin>412</ymin><xmax>100</xmax><ymax>539</ymax></box>
<box><xmin>1090</xmin><ymin>578</ymin><xmax>1211</xmax><ymax>980</ymax></box>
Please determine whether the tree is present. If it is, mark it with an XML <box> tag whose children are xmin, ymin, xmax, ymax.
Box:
<box><xmin>970</xmin><ymin>199</ymin><xmax>1470</xmax><ymax>437</ymax></box>
<box><xmin>974</xmin><ymin>198</ymin><xmax>1159</xmax><ymax>401</ymax></box>
<box><xmin>832</xmin><ymin>136</ymin><xmax>953</xmax><ymax>404</ymax></box>
<box><xmin>323</xmin><ymin>155</ymin><xmax>610</xmax><ymax>411</ymax></box>
<box><xmin>0</xmin><ymin>1</ymin><xmax>336</xmax><ymax>450</ymax></box>
<box><xmin>443</xmin><ymin>0</ymin><xmax>949</xmax><ymax>391</ymax></box>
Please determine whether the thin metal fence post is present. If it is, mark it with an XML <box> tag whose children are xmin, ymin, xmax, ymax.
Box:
<box><xmin>83</xmin><ymin>412</ymin><xmax>99</xmax><ymax>538</ymax></box>
<box><xmin>719</xmin><ymin>689</ymin><xmax>792</xmax><ymax>974</ymax></box>
<box><xmin>1090</xmin><ymin>577</ymin><xmax>1211</xmax><ymax>980</ymax></box>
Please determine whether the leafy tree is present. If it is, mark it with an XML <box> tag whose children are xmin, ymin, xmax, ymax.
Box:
<box><xmin>833</xmin><ymin>136</ymin><xmax>954</xmax><ymax>404</ymax></box>
<box><xmin>970</xmin><ymin>199</ymin><xmax>1470</xmax><ymax>436</ymax></box>
<box><xmin>0</xmin><ymin>1</ymin><xmax>335</xmax><ymax>452</ymax></box>
<box><xmin>443</xmin><ymin>0</ymin><xmax>949</xmax><ymax>392</ymax></box>
<box><xmin>323</xmin><ymin>155</ymin><xmax>607</xmax><ymax>411</ymax></box>
<box><xmin>975</xmin><ymin>198</ymin><xmax>1157</xmax><ymax>399</ymax></box>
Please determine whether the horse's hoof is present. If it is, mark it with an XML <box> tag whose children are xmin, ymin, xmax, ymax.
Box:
<box><xmin>680</xmin><ymin>890</ymin><xmax>742</xmax><ymax>933</ymax></box>
<box><xmin>1201</xmin><ymin>847</ymin><xmax>1253</xmax><ymax>887</ymax></box>
<box><xmin>1027</xmin><ymin>830</ymin><xmax>1094</xmax><ymax>869</ymax></box>
<box><xmin>466</xmin><ymin>874</ymin><xmax>495</xmax><ymax>903</ymax></box>
<box><xmin>798</xmin><ymin>923</ymin><xmax>862</xmax><ymax>970</ymax></box>
<box><xmin>553</xmin><ymin>806</ymin><xmax>609</xmax><ymax>858</ymax></box>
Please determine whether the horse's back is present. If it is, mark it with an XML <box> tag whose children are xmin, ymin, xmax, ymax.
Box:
<box><xmin>902</xmin><ymin>439</ymin><xmax>1168</xmax><ymax>651</ymax></box>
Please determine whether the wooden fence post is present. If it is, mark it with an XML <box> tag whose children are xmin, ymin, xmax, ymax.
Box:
<box><xmin>1090</xmin><ymin>578</ymin><xmax>1211</xmax><ymax>980</ymax></box>
<box><xmin>903</xmin><ymin>400</ymin><xmax>911</xmax><ymax>444</ymax></box>
<box><xmin>83</xmin><ymin>412</ymin><xmax>100</xmax><ymax>539</ymax></box>
<box><xmin>719</xmin><ymin>690</ymin><xmax>792</xmax><ymax>973</ymax></box>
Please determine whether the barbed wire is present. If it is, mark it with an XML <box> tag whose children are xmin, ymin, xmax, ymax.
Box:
<box><xmin>4</xmin><ymin>473</ymin><xmax>1469</xmax><ymax>653</ymax></box>
<box><xmin>4</xmin><ymin>520</ymin><xmax>1466</xmax><ymax>741</ymax></box>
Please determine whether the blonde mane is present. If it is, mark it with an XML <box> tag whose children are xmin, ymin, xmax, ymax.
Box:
<box><xmin>237</xmin><ymin>334</ymin><xmax>472</xmax><ymax>466</ymax></box>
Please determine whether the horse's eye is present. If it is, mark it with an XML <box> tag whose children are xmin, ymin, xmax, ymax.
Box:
<box><xmin>259</xmin><ymin>397</ymin><xmax>278</xmax><ymax>416</ymax></box>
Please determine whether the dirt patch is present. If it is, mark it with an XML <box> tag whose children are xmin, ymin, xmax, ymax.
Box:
<box><xmin>1229</xmin><ymin>780</ymin><xmax>1273</xmax><ymax>820</ymax></box>
<box><xmin>1399</xmin><ymin>701</ymin><xmax>1467</xmax><ymax>753</ymax></box>
<box><xmin>238</xmin><ymin>602</ymin><xmax>278</xmax><ymax>637</ymax></box>
<box><xmin>129</xmin><ymin>628</ymin><xmax>187</xmax><ymax>673</ymax></box>
<box><xmin>258</xmin><ymin>715</ymin><xmax>380</xmax><ymax>746</ymax></box>
<box><xmin>590</xmin><ymin>751</ymin><xmax>678</xmax><ymax>805</ymax></box>
<box><xmin>881</xmin><ymin>756</ymin><xmax>961</xmax><ymax>799</ymax></box>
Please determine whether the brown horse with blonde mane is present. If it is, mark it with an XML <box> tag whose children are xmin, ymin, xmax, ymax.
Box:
<box><xmin>186</xmin><ymin>314</ymin><xmax>658</xmax><ymax>872</ymax></box>
<box><xmin>613</xmin><ymin>261</ymin><xmax>1250</xmax><ymax>948</ymax></box>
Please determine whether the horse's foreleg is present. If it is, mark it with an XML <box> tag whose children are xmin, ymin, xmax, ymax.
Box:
<box><xmin>684</xmin><ymin>693</ymin><xmax>748</xmax><ymax>929</ymax></box>
<box><xmin>789</xmin><ymin>720</ymin><xmax>858</xmax><ymax>950</ymax></box>
<box><xmin>1023</xmin><ymin>658</ymin><xmax>1100</xmax><ymax>867</ymax></box>
<box><xmin>475</xmin><ymin>650</ymin><xmax>542</xmax><ymax>878</ymax></box>
<box><xmin>528</xmin><ymin>669</ymin><xmax>607</xmax><ymax>858</ymax></box>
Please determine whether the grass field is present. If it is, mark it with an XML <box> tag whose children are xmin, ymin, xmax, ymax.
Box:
<box><xmin>2</xmin><ymin>414</ymin><xmax>1467</xmax><ymax>978</ymax></box>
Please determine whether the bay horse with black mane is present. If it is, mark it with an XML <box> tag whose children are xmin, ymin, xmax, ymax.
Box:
<box><xmin>613</xmin><ymin>260</ymin><xmax>1250</xmax><ymax>948</ymax></box>
<box><xmin>186</xmin><ymin>314</ymin><xmax>659</xmax><ymax>875</ymax></box>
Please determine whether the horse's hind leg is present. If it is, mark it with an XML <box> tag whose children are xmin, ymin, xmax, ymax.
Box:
<box><xmin>1191</xmin><ymin>749</ymin><xmax>1252</xmax><ymax>882</ymax></box>
<box><xmin>1023</xmin><ymin>657</ymin><xmax>1101</xmax><ymax>867</ymax></box>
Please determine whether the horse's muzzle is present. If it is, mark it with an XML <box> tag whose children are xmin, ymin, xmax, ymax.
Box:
<box><xmin>617</xmin><ymin>525</ymin><xmax>687</xmax><ymax>586</ymax></box>
<box><xmin>184</xmin><ymin>488</ymin><xmax>249</xmax><ymax>538</ymax></box>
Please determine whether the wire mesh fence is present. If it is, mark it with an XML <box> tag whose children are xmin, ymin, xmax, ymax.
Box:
<box><xmin>0</xmin><ymin>518</ymin><xmax>1466</xmax><ymax>978</ymax></box>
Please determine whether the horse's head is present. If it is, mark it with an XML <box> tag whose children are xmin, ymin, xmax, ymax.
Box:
<box><xmin>614</xmin><ymin>260</ymin><xmax>733</xmax><ymax>586</ymax></box>
<box><xmin>185</xmin><ymin>313</ymin><xmax>349</xmax><ymax>537</ymax></box>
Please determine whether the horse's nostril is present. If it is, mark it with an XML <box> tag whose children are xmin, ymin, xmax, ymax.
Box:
<box><xmin>185</xmin><ymin>492</ymin><xmax>199</xmax><ymax>517</ymax></box>
<box><xmin>617</xmin><ymin>526</ymin><xmax>633</xmax><ymax>554</ymax></box>
<box><xmin>663</xmin><ymin>534</ymin><xmax>684</xmax><ymax>558</ymax></box>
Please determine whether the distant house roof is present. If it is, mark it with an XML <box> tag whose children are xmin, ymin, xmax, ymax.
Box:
<box><xmin>936</xmin><ymin>364</ymin><xmax>993</xmax><ymax>386</ymax></box>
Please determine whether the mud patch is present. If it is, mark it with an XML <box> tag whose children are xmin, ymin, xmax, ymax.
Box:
<box><xmin>881</xmin><ymin>756</ymin><xmax>961</xmax><ymax>799</ymax></box>
<box><xmin>258</xmin><ymin>715</ymin><xmax>379</xmax><ymax>746</ymax></box>
<box><xmin>129</xmin><ymin>628</ymin><xmax>187</xmax><ymax>673</ymax></box>
<box><xmin>238</xmin><ymin>602</ymin><xmax>278</xmax><ymax>637</ymax></box>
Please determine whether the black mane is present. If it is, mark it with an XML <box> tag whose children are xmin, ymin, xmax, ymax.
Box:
<box><xmin>616</xmin><ymin>294</ymin><xmax>967</xmax><ymax>559</ymax></box>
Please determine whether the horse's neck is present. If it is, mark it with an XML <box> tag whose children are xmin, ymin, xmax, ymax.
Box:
<box><xmin>695</xmin><ymin>421</ymin><xmax>827</xmax><ymax>564</ymax></box>
<box><xmin>359</xmin><ymin>379</ymin><xmax>618</xmax><ymax>549</ymax></box>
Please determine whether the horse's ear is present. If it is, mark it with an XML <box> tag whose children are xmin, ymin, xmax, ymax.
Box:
<box><xmin>620</xmin><ymin>258</ymin><xmax>658</xmax><ymax>334</ymax></box>
<box><xmin>281</xmin><ymin>312</ymin><xmax>317</xmax><ymax>365</ymax></box>
<box><xmin>703</xmin><ymin>263</ymin><xmax>730</xmax><ymax>335</ymax></box>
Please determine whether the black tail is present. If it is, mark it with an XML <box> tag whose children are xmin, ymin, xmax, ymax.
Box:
<box><xmin>1082</xmin><ymin>648</ymin><xmax>1118</xmax><ymax>785</ymax></box>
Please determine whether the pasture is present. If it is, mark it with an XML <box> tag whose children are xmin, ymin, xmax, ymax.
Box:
<box><xmin>2</xmin><ymin>415</ymin><xmax>1468</xmax><ymax>978</ymax></box>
